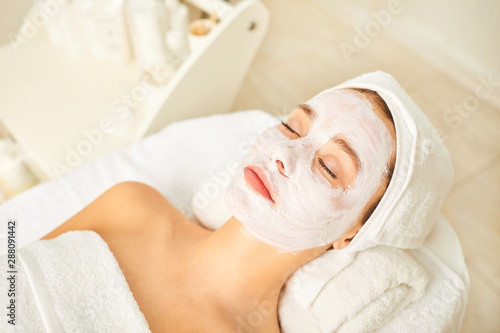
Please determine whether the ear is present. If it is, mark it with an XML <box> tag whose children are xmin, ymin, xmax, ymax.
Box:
<box><xmin>331</xmin><ymin>223</ymin><xmax>362</xmax><ymax>250</ymax></box>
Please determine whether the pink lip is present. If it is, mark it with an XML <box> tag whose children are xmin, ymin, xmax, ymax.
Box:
<box><xmin>244</xmin><ymin>165</ymin><xmax>276</xmax><ymax>203</ymax></box>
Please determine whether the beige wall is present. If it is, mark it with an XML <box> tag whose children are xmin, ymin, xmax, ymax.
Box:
<box><xmin>1</xmin><ymin>0</ymin><xmax>498</xmax><ymax>104</ymax></box>
<box><xmin>0</xmin><ymin>0</ymin><xmax>32</xmax><ymax>47</ymax></box>
<box><xmin>3</xmin><ymin>0</ymin><xmax>498</xmax><ymax>78</ymax></box>
<box><xmin>326</xmin><ymin>0</ymin><xmax>499</xmax><ymax>103</ymax></box>
<box><xmin>393</xmin><ymin>0</ymin><xmax>499</xmax><ymax>78</ymax></box>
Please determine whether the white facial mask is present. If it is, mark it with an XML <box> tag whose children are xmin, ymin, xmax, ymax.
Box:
<box><xmin>225</xmin><ymin>89</ymin><xmax>394</xmax><ymax>252</ymax></box>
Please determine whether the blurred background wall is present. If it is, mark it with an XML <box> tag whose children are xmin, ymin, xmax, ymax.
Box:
<box><xmin>325</xmin><ymin>0</ymin><xmax>500</xmax><ymax>108</ymax></box>
<box><xmin>0</xmin><ymin>0</ymin><xmax>32</xmax><ymax>47</ymax></box>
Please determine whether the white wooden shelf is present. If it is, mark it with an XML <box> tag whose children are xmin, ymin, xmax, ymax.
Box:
<box><xmin>0</xmin><ymin>0</ymin><xmax>268</xmax><ymax>180</ymax></box>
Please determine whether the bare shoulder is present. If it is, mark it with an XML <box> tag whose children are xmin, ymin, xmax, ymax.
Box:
<box><xmin>41</xmin><ymin>181</ymin><xmax>178</xmax><ymax>240</ymax></box>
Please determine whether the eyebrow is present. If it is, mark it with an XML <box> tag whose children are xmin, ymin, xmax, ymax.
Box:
<box><xmin>332</xmin><ymin>138</ymin><xmax>360</xmax><ymax>172</ymax></box>
<box><xmin>298</xmin><ymin>103</ymin><xmax>317</xmax><ymax>119</ymax></box>
<box><xmin>294</xmin><ymin>104</ymin><xmax>360</xmax><ymax>174</ymax></box>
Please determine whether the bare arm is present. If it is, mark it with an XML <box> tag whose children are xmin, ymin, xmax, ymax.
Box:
<box><xmin>40</xmin><ymin>181</ymin><xmax>171</xmax><ymax>240</ymax></box>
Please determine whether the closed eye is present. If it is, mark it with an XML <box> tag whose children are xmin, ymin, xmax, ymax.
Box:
<box><xmin>318</xmin><ymin>157</ymin><xmax>337</xmax><ymax>180</ymax></box>
<box><xmin>281</xmin><ymin>121</ymin><xmax>300</xmax><ymax>137</ymax></box>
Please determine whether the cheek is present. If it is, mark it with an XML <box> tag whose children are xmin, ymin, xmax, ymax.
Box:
<box><xmin>329</xmin><ymin>195</ymin><xmax>350</xmax><ymax>210</ymax></box>
<box><xmin>344</xmin><ymin>165</ymin><xmax>358</xmax><ymax>186</ymax></box>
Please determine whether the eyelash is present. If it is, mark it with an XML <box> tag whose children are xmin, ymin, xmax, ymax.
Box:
<box><xmin>281</xmin><ymin>121</ymin><xmax>300</xmax><ymax>137</ymax></box>
<box><xmin>281</xmin><ymin>121</ymin><xmax>337</xmax><ymax>181</ymax></box>
<box><xmin>318</xmin><ymin>157</ymin><xmax>337</xmax><ymax>180</ymax></box>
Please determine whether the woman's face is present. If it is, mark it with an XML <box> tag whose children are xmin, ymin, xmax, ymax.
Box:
<box><xmin>225</xmin><ymin>89</ymin><xmax>395</xmax><ymax>252</ymax></box>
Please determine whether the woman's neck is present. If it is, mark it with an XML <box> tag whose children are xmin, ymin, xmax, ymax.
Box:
<box><xmin>184</xmin><ymin>216</ymin><xmax>328</xmax><ymax>331</ymax></box>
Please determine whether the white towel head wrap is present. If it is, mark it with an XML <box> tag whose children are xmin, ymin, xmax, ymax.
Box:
<box><xmin>332</xmin><ymin>71</ymin><xmax>454</xmax><ymax>252</ymax></box>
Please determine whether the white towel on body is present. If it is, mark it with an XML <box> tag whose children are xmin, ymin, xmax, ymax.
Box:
<box><xmin>0</xmin><ymin>230</ymin><xmax>151</xmax><ymax>332</ymax></box>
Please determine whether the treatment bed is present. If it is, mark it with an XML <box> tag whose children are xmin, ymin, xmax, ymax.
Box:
<box><xmin>0</xmin><ymin>110</ymin><xmax>469</xmax><ymax>332</ymax></box>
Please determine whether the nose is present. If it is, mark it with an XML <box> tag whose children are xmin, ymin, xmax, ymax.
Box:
<box><xmin>276</xmin><ymin>159</ymin><xmax>288</xmax><ymax>178</ymax></box>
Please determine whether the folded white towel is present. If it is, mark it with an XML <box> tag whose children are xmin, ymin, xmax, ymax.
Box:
<box><xmin>376</xmin><ymin>247</ymin><xmax>464</xmax><ymax>333</ymax></box>
<box><xmin>0</xmin><ymin>230</ymin><xmax>151</xmax><ymax>332</ymax></box>
<box><xmin>279</xmin><ymin>246</ymin><xmax>428</xmax><ymax>333</ymax></box>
